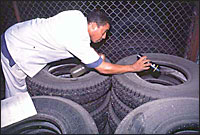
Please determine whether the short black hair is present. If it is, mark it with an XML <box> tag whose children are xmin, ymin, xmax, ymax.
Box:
<box><xmin>87</xmin><ymin>9</ymin><xmax>111</xmax><ymax>27</ymax></box>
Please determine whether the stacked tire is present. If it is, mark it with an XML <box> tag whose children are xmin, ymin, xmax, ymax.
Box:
<box><xmin>1</xmin><ymin>96</ymin><xmax>99</xmax><ymax>134</ymax></box>
<box><xmin>108</xmin><ymin>53</ymin><xmax>199</xmax><ymax>133</ymax></box>
<box><xmin>115</xmin><ymin>97</ymin><xmax>199</xmax><ymax>134</ymax></box>
<box><xmin>25</xmin><ymin>58</ymin><xmax>112</xmax><ymax>134</ymax></box>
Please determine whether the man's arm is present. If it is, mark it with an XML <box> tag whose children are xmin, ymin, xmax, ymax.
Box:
<box><xmin>95</xmin><ymin>54</ymin><xmax>151</xmax><ymax>74</ymax></box>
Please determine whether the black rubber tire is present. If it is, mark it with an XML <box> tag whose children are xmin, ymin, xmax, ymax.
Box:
<box><xmin>26</xmin><ymin>57</ymin><xmax>111</xmax><ymax>105</ymax></box>
<box><xmin>108</xmin><ymin>102</ymin><xmax>121</xmax><ymax>134</ymax></box>
<box><xmin>110</xmin><ymin>89</ymin><xmax>132</xmax><ymax>120</ymax></box>
<box><xmin>112</xmin><ymin>53</ymin><xmax>199</xmax><ymax>109</ymax></box>
<box><xmin>91</xmin><ymin>90</ymin><xmax>111</xmax><ymax>134</ymax></box>
<box><xmin>115</xmin><ymin>97</ymin><xmax>199</xmax><ymax>134</ymax></box>
<box><xmin>25</xmin><ymin>57</ymin><xmax>112</xmax><ymax>134</ymax></box>
<box><xmin>82</xmin><ymin>90</ymin><xmax>108</xmax><ymax>113</ymax></box>
<box><xmin>1</xmin><ymin>96</ymin><xmax>99</xmax><ymax>134</ymax></box>
<box><xmin>102</xmin><ymin>121</ymin><xmax>112</xmax><ymax>134</ymax></box>
<box><xmin>97</xmin><ymin>120</ymin><xmax>107</xmax><ymax>134</ymax></box>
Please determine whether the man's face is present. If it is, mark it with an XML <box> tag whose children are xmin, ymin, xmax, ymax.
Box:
<box><xmin>89</xmin><ymin>23</ymin><xmax>110</xmax><ymax>43</ymax></box>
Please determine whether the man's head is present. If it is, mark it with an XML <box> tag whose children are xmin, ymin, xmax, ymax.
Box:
<box><xmin>87</xmin><ymin>9</ymin><xmax>110</xmax><ymax>43</ymax></box>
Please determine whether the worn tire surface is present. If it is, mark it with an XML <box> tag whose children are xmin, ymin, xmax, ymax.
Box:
<box><xmin>108</xmin><ymin>102</ymin><xmax>121</xmax><ymax>134</ymax></box>
<box><xmin>115</xmin><ymin>97</ymin><xmax>199</xmax><ymax>134</ymax></box>
<box><xmin>90</xmin><ymin>90</ymin><xmax>110</xmax><ymax>134</ymax></box>
<box><xmin>103</xmin><ymin>121</ymin><xmax>112</xmax><ymax>134</ymax></box>
<box><xmin>26</xmin><ymin>57</ymin><xmax>111</xmax><ymax>106</ymax></box>
<box><xmin>112</xmin><ymin>53</ymin><xmax>199</xmax><ymax>109</ymax></box>
<box><xmin>110</xmin><ymin>89</ymin><xmax>132</xmax><ymax>120</ymax></box>
<box><xmin>82</xmin><ymin>91</ymin><xmax>108</xmax><ymax>113</ymax></box>
<box><xmin>26</xmin><ymin>58</ymin><xmax>112</xmax><ymax>134</ymax></box>
<box><xmin>1</xmin><ymin>96</ymin><xmax>99</xmax><ymax>134</ymax></box>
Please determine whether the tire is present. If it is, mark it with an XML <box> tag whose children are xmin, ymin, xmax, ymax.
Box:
<box><xmin>108</xmin><ymin>102</ymin><xmax>120</xmax><ymax>134</ymax></box>
<box><xmin>91</xmin><ymin>90</ymin><xmax>111</xmax><ymax>134</ymax></box>
<box><xmin>110</xmin><ymin>89</ymin><xmax>132</xmax><ymax>120</ymax></box>
<box><xmin>26</xmin><ymin>57</ymin><xmax>111</xmax><ymax>105</ymax></box>
<box><xmin>115</xmin><ymin>97</ymin><xmax>199</xmax><ymax>134</ymax></box>
<box><xmin>103</xmin><ymin>121</ymin><xmax>112</xmax><ymax>134</ymax></box>
<box><xmin>82</xmin><ymin>91</ymin><xmax>108</xmax><ymax>113</ymax></box>
<box><xmin>107</xmin><ymin>89</ymin><xmax>133</xmax><ymax>134</ymax></box>
<box><xmin>1</xmin><ymin>96</ymin><xmax>99</xmax><ymax>134</ymax></box>
<box><xmin>112</xmin><ymin>53</ymin><xmax>199</xmax><ymax>109</ymax></box>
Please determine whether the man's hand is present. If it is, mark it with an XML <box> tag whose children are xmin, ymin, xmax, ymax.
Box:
<box><xmin>132</xmin><ymin>55</ymin><xmax>151</xmax><ymax>72</ymax></box>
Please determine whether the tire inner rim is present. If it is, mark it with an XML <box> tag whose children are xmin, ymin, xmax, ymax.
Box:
<box><xmin>136</xmin><ymin>65</ymin><xmax>187</xmax><ymax>86</ymax></box>
<box><xmin>48</xmin><ymin>64</ymin><xmax>88</xmax><ymax>78</ymax></box>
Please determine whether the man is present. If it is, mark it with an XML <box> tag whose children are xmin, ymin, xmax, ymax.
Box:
<box><xmin>1</xmin><ymin>9</ymin><xmax>151</xmax><ymax>98</ymax></box>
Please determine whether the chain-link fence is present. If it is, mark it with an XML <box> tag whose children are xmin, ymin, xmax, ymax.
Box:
<box><xmin>0</xmin><ymin>1</ymin><xmax>199</xmax><ymax>100</ymax></box>
<box><xmin>0</xmin><ymin>1</ymin><xmax>198</xmax><ymax>63</ymax></box>
<box><xmin>0</xmin><ymin>1</ymin><xmax>199</xmax><ymax>134</ymax></box>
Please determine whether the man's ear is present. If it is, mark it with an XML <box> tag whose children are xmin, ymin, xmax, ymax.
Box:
<box><xmin>91</xmin><ymin>22</ymin><xmax>98</xmax><ymax>31</ymax></box>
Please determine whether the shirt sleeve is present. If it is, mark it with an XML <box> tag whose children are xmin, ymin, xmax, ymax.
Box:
<box><xmin>66</xmin><ymin>37</ymin><xmax>102</xmax><ymax>67</ymax></box>
<box><xmin>85</xmin><ymin>56</ymin><xmax>103</xmax><ymax>68</ymax></box>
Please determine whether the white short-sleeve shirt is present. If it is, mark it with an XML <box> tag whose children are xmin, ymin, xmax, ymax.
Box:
<box><xmin>4</xmin><ymin>10</ymin><xmax>101</xmax><ymax>77</ymax></box>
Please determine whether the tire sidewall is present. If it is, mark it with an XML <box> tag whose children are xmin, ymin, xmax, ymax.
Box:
<box><xmin>114</xmin><ymin>97</ymin><xmax>199</xmax><ymax>134</ymax></box>
<box><xmin>114</xmin><ymin>53</ymin><xmax>199</xmax><ymax>98</ymax></box>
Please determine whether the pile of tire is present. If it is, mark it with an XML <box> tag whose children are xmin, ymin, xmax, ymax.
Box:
<box><xmin>1</xmin><ymin>96</ymin><xmax>99</xmax><ymax>134</ymax></box>
<box><xmin>115</xmin><ymin>97</ymin><xmax>199</xmax><ymax>134</ymax></box>
<box><xmin>108</xmin><ymin>53</ymin><xmax>199</xmax><ymax>133</ymax></box>
<box><xmin>25</xmin><ymin>58</ymin><xmax>112</xmax><ymax>134</ymax></box>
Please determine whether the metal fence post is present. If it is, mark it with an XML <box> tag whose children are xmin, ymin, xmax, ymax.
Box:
<box><xmin>12</xmin><ymin>1</ymin><xmax>21</xmax><ymax>22</ymax></box>
<box><xmin>187</xmin><ymin>4</ymin><xmax>199</xmax><ymax>62</ymax></box>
